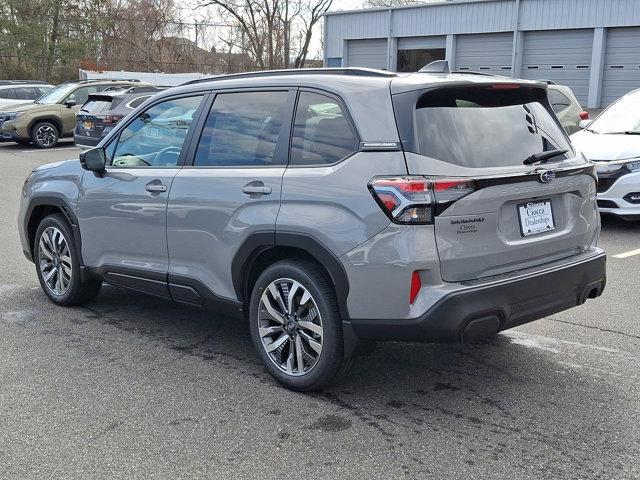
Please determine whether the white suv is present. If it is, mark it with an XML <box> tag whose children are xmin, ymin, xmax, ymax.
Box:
<box><xmin>0</xmin><ymin>81</ymin><xmax>53</xmax><ymax>109</ymax></box>
<box><xmin>571</xmin><ymin>89</ymin><xmax>640</xmax><ymax>221</ymax></box>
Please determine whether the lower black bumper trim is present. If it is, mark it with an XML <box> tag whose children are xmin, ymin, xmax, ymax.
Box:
<box><xmin>345</xmin><ymin>252</ymin><xmax>606</xmax><ymax>346</ymax></box>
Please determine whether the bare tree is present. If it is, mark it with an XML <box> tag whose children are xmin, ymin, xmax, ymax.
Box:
<box><xmin>197</xmin><ymin>0</ymin><xmax>332</xmax><ymax>70</ymax></box>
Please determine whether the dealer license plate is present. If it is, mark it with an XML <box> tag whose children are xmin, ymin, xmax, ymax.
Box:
<box><xmin>518</xmin><ymin>200</ymin><xmax>555</xmax><ymax>237</ymax></box>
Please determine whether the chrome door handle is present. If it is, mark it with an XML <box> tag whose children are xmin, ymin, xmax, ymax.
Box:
<box><xmin>242</xmin><ymin>183</ymin><xmax>272</xmax><ymax>195</ymax></box>
<box><xmin>145</xmin><ymin>183</ymin><xmax>167</xmax><ymax>193</ymax></box>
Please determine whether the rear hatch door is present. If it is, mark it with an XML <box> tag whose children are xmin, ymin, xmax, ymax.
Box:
<box><xmin>75</xmin><ymin>94</ymin><xmax>122</xmax><ymax>138</ymax></box>
<box><xmin>394</xmin><ymin>81</ymin><xmax>599</xmax><ymax>282</ymax></box>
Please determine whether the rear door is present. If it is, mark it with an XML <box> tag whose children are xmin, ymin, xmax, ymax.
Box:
<box><xmin>166</xmin><ymin>89</ymin><xmax>295</xmax><ymax>302</ymax></box>
<box><xmin>394</xmin><ymin>83</ymin><xmax>599</xmax><ymax>282</ymax></box>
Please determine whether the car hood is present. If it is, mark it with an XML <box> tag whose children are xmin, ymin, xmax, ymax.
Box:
<box><xmin>0</xmin><ymin>102</ymin><xmax>58</xmax><ymax>114</ymax></box>
<box><xmin>0</xmin><ymin>101</ymin><xmax>34</xmax><ymax>110</ymax></box>
<box><xmin>570</xmin><ymin>130</ymin><xmax>640</xmax><ymax>161</ymax></box>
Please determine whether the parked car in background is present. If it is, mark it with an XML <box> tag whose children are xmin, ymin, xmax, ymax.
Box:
<box><xmin>0</xmin><ymin>81</ymin><xmax>53</xmax><ymax>109</ymax></box>
<box><xmin>74</xmin><ymin>86</ymin><xmax>163</xmax><ymax>150</ymax></box>
<box><xmin>0</xmin><ymin>79</ymin><xmax>149</xmax><ymax>148</ymax></box>
<box><xmin>546</xmin><ymin>82</ymin><xmax>588</xmax><ymax>135</ymax></box>
<box><xmin>571</xmin><ymin>88</ymin><xmax>640</xmax><ymax>220</ymax></box>
<box><xmin>19</xmin><ymin>65</ymin><xmax>605</xmax><ymax>390</ymax></box>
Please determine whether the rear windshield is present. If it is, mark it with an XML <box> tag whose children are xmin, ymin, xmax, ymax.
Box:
<box><xmin>81</xmin><ymin>99</ymin><xmax>113</xmax><ymax>113</ymax></box>
<box><xmin>412</xmin><ymin>86</ymin><xmax>572</xmax><ymax>168</ymax></box>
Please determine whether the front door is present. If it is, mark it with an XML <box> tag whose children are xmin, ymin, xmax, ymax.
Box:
<box><xmin>167</xmin><ymin>89</ymin><xmax>294</xmax><ymax>302</ymax></box>
<box><xmin>77</xmin><ymin>94</ymin><xmax>206</xmax><ymax>295</ymax></box>
<box><xmin>60</xmin><ymin>85</ymin><xmax>99</xmax><ymax>133</ymax></box>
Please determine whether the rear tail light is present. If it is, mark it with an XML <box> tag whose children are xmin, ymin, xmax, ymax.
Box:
<box><xmin>579</xmin><ymin>111</ymin><xmax>589</xmax><ymax>120</ymax></box>
<box><xmin>98</xmin><ymin>115</ymin><xmax>124</xmax><ymax>124</ymax></box>
<box><xmin>369</xmin><ymin>176</ymin><xmax>476</xmax><ymax>224</ymax></box>
<box><xmin>101</xmin><ymin>114</ymin><xmax>124</xmax><ymax>124</ymax></box>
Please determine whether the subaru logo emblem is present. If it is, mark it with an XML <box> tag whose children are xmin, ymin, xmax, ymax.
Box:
<box><xmin>539</xmin><ymin>170</ymin><xmax>556</xmax><ymax>183</ymax></box>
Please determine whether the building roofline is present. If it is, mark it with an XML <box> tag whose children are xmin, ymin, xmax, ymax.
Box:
<box><xmin>322</xmin><ymin>0</ymin><xmax>498</xmax><ymax>17</ymax></box>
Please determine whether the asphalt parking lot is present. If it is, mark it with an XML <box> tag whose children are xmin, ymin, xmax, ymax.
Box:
<box><xmin>0</xmin><ymin>141</ymin><xmax>638</xmax><ymax>479</ymax></box>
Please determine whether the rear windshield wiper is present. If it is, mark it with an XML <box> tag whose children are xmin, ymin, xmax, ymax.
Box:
<box><xmin>523</xmin><ymin>149</ymin><xmax>568</xmax><ymax>165</ymax></box>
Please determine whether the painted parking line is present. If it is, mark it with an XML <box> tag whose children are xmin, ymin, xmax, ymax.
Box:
<box><xmin>22</xmin><ymin>147</ymin><xmax>79</xmax><ymax>153</ymax></box>
<box><xmin>612</xmin><ymin>248</ymin><xmax>640</xmax><ymax>259</ymax></box>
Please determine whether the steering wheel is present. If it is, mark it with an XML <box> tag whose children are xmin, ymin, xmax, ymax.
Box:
<box><xmin>155</xmin><ymin>146</ymin><xmax>182</xmax><ymax>165</ymax></box>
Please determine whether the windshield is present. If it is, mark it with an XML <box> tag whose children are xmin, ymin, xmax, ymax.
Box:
<box><xmin>588</xmin><ymin>91</ymin><xmax>640</xmax><ymax>134</ymax></box>
<box><xmin>36</xmin><ymin>83</ymin><xmax>78</xmax><ymax>104</ymax></box>
<box><xmin>412</xmin><ymin>86</ymin><xmax>573</xmax><ymax>168</ymax></box>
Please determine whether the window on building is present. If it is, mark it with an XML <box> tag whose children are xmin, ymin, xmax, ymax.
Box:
<box><xmin>397</xmin><ymin>48</ymin><xmax>446</xmax><ymax>72</ymax></box>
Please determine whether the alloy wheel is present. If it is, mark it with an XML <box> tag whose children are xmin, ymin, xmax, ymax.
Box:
<box><xmin>258</xmin><ymin>278</ymin><xmax>323</xmax><ymax>376</ymax></box>
<box><xmin>38</xmin><ymin>226</ymin><xmax>72</xmax><ymax>295</ymax></box>
<box><xmin>35</xmin><ymin>125</ymin><xmax>57</xmax><ymax>147</ymax></box>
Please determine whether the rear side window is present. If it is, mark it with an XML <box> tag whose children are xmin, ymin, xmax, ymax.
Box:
<box><xmin>290</xmin><ymin>92</ymin><xmax>358</xmax><ymax>166</ymax></box>
<box><xmin>548</xmin><ymin>89</ymin><xmax>571</xmax><ymax>113</ymax></box>
<box><xmin>128</xmin><ymin>96</ymin><xmax>151</xmax><ymax>109</ymax></box>
<box><xmin>411</xmin><ymin>86</ymin><xmax>572</xmax><ymax>168</ymax></box>
<box><xmin>193</xmin><ymin>91</ymin><xmax>289</xmax><ymax>167</ymax></box>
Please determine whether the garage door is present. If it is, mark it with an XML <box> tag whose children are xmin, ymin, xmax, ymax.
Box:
<box><xmin>455</xmin><ymin>32</ymin><xmax>513</xmax><ymax>74</ymax></box>
<box><xmin>347</xmin><ymin>39</ymin><xmax>388</xmax><ymax>69</ymax></box>
<box><xmin>601</xmin><ymin>27</ymin><xmax>640</xmax><ymax>106</ymax></box>
<box><xmin>521</xmin><ymin>29</ymin><xmax>593</xmax><ymax>106</ymax></box>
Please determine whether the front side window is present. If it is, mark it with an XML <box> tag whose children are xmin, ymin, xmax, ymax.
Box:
<box><xmin>290</xmin><ymin>91</ymin><xmax>358</xmax><ymax>166</ymax></box>
<box><xmin>412</xmin><ymin>86</ymin><xmax>572</xmax><ymax>168</ymax></box>
<box><xmin>14</xmin><ymin>87</ymin><xmax>37</xmax><ymax>100</ymax></box>
<box><xmin>110</xmin><ymin>95</ymin><xmax>204</xmax><ymax>168</ymax></box>
<box><xmin>66</xmin><ymin>86</ymin><xmax>98</xmax><ymax>106</ymax></box>
<box><xmin>193</xmin><ymin>91</ymin><xmax>289</xmax><ymax>167</ymax></box>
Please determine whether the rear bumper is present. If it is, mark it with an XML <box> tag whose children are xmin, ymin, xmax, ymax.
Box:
<box><xmin>344</xmin><ymin>249</ymin><xmax>606</xmax><ymax>348</ymax></box>
<box><xmin>73</xmin><ymin>131</ymin><xmax>102</xmax><ymax>149</ymax></box>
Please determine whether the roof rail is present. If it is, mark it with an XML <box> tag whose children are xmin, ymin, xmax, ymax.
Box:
<box><xmin>181</xmin><ymin>67</ymin><xmax>396</xmax><ymax>86</ymax></box>
<box><xmin>63</xmin><ymin>78</ymin><xmax>142</xmax><ymax>85</ymax></box>
<box><xmin>0</xmin><ymin>80</ymin><xmax>48</xmax><ymax>85</ymax></box>
<box><xmin>87</xmin><ymin>85</ymin><xmax>162</xmax><ymax>98</ymax></box>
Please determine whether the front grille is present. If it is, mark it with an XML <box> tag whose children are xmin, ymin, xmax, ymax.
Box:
<box><xmin>597</xmin><ymin>199</ymin><xmax>619</xmax><ymax>209</ymax></box>
<box><xmin>597</xmin><ymin>167</ymin><xmax>630</xmax><ymax>193</ymax></box>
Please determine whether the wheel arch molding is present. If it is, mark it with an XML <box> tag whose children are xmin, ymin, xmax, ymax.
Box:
<box><xmin>24</xmin><ymin>196</ymin><xmax>85</xmax><ymax>269</ymax></box>
<box><xmin>231</xmin><ymin>231</ymin><xmax>351</xmax><ymax>320</ymax></box>
<box><xmin>28</xmin><ymin>116</ymin><xmax>63</xmax><ymax>136</ymax></box>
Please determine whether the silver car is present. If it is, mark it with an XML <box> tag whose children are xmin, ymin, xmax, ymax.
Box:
<box><xmin>18</xmin><ymin>66</ymin><xmax>606</xmax><ymax>390</ymax></box>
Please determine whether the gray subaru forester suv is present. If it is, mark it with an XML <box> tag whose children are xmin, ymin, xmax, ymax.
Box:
<box><xmin>18</xmin><ymin>65</ymin><xmax>606</xmax><ymax>391</ymax></box>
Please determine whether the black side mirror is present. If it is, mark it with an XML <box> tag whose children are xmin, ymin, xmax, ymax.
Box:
<box><xmin>64</xmin><ymin>99</ymin><xmax>77</xmax><ymax>108</ymax></box>
<box><xmin>80</xmin><ymin>147</ymin><xmax>106</xmax><ymax>174</ymax></box>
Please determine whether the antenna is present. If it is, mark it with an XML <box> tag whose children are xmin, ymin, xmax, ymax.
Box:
<box><xmin>419</xmin><ymin>60</ymin><xmax>450</xmax><ymax>74</ymax></box>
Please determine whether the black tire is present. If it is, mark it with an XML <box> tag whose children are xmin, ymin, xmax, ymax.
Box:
<box><xmin>15</xmin><ymin>139</ymin><xmax>31</xmax><ymax>145</ymax></box>
<box><xmin>249</xmin><ymin>259</ymin><xmax>352</xmax><ymax>391</ymax></box>
<box><xmin>34</xmin><ymin>214</ymin><xmax>102</xmax><ymax>306</ymax></box>
<box><xmin>31</xmin><ymin>121</ymin><xmax>59</xmax><ymax>148</ymax></box>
